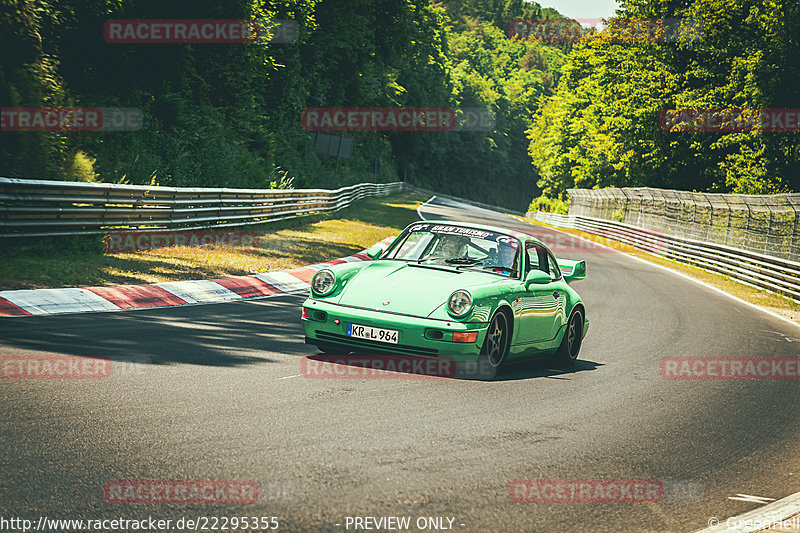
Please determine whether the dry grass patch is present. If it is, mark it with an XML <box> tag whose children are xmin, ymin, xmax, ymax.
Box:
<box><xmin>0</xmin><ymin>191</ymin><xmax>429</xmax><ymax>290</ymax></box>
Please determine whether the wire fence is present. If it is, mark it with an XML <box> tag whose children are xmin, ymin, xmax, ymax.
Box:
<box><xmin>531</xmin><ymin>211</ymin><xmax>800</xmax><ymax>302</ymax></box>
<box><xmin>567</xmin><ymin>187</ymin><xmax>800</xmax><ymax>261</ymax></box>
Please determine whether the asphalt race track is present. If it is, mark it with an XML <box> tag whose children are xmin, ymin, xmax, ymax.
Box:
<box><xmin>1</xmin><ymin>197</ymin><xmax>799</xmax><ymax>532</ymax></box>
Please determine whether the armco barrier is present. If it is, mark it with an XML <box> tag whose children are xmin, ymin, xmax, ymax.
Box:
<box><xmin>0</xmin><ymin>178</ymin><xmax>403</xmax><ymax>238</ymax></box>
<box><xmin>402</xmin><ymin>184</ymin><xmax>526</xmax><ymax>217</ymax></box>
<box><xmin>567</xmin><ymin>187</ymin><xmax>800</xmax><ymax>262</ymax></box>
<box><xmin>529</xmin><ymin>211</ymin><xmax>800</xmax><ymax>302</ymax></box>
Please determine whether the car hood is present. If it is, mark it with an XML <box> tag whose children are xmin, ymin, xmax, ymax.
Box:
<box><xmin>334</xmin><ymin>260</ymin><xmax>508</xmax><ymax>317</ymax></box>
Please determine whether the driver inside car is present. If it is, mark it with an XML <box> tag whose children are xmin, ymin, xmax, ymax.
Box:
<box><xmin>494</xmin><ymin>240</ymin><xmax>519</xmax><ymax>274</ymax></box>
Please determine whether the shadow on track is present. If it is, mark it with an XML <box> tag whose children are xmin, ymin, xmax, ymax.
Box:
<box><xmin>0</xmin><ymin>294</ymin><xmax>311</xmax><ymax>368</ymax></box>
<box><xmin>495</xmin><ymin>357</ymin><xmax>603</xmax><ymax>381</ymax></box>
<box><xmin>303</xmin><ymin>351</ymin><xmax>602</xmax><ymax>382</ymax></box>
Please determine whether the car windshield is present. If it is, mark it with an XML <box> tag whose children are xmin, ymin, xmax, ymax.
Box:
<box><xmin>385</xmin><ymin>223</ymin><xmax>521</xmax><ymax>276</ymax></box>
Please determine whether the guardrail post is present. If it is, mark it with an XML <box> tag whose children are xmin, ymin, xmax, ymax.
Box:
<box><xmin>689</xmin><ymin>191</ymin><xmax>699</xmax><ymax>241</ymax></box>
<box><xmin>765</xmin><ymin>200</ymin><xmax>774</xmax><ymax>254</ymax></box>
<box><xmin>703</xmin><ymin>192</ymin><xmax>712</xmax><ymax>242</ymax></box>
<box><xmin>620</xmin><ymin>188</ymin><xmax>631</xmax><ymax>224</ymax></box>
<box><xmin>792</xmin><ymin>204</ymin><xmax>800</xmax><ymax>261</ymax></box>
<box><xmin>721</xmin><ymin>194</ymin><xmax>732</xmax><ymax>247</ymax></box>
<box><xmin>744</xmin><ymin>198</ymin><xmax>753</xmax><ymax>251</ymax></box>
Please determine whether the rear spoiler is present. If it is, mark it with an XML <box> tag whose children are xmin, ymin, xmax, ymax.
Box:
<box><xmin>556</xmin><ymin>258</ymin><xmax>586</xmax><ymax>283</ymax></box>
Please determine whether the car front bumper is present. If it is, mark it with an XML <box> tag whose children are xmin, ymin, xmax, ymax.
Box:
<box><xmin>302</xmin><ymin>298</ymin><xmax>489</xmax><ymax>361</ymax></box>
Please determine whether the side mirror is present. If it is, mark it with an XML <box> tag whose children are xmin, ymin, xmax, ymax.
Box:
<box><xmin>524</xmin><ymin>269</ymin><xmax>551</xmax><ymax>288</ymax></box>
<box><xmin>365</xmin><ymin>244</ymin><xmax>386</xmax><ymax>260</ymax></box>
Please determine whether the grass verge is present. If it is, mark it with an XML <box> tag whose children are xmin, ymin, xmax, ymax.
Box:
<box><xmin>0</xmin><ymin>191</ymin><xmax>429</xmax><ymax>290</ymax></box>
<box><xmin>520</xmin><ymin>216</ymin><xmax>800</xmax><ymax>325</ymax></box>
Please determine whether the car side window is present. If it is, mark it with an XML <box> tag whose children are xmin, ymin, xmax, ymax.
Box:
<box><xmin>524</xmin><ymin>243</ymin><xmax>540</xmax><ymax>274</ymax></box>
<box><xmin>525</xmin><ymin>243</ymin><xmax>551</xmax><ymax>275</ymax></box>
<box><xmin>538</xmin><ymin>247</ymin><xmax>550</xmax><ymax>274</ymax></box>
<box><xmin>547</xmin><ymin>253</ymin><xmax>562</xmax><ymax>281</ymax></box>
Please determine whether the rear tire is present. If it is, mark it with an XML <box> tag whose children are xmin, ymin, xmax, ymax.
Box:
<box><xmin>553</xmin><ymin>309</ymin><xmax>583</xmax><ymax>366</ymax></box>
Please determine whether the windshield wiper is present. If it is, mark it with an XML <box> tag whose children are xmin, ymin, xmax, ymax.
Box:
<box><xmin>444</xmin><ymin>257</ymin><xmax>481</xmax><ymax>265</ymax></box>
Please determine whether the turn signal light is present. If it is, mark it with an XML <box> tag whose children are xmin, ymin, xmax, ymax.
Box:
<box><xmin>301</xmin><ymin>307</ymin><xmax>308</xmax><ymax>319</ymax></box>
<box><xmin>452</xmin><ymin>331</ymin><xmax>478</xmax><ymax>343</ymax></box>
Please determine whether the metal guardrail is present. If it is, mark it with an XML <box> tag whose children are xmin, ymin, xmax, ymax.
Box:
<box><xmin>529</xmin><ymin>211</ymin><xmax>800</xmax><ymax>302</ymax></box>
<box><xmin>567</xmin><ymin>187</ymin><xmax>800</xmax><ymax>262</ymax></box>
<box><xmin>0</xmin><ymin>178</ymin><xmax>404</xmax><ymax>238</ymax></box>
<box><xmin>402</xmin><ymin>185</ymin><xmax>526</xmax><ymax>217</ymax></box>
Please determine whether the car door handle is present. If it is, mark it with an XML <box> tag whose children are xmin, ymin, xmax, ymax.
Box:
<box><xmin>552</xmin><ymin>291</ymin><xmax>560</xmax><ymax>299</ymax></box>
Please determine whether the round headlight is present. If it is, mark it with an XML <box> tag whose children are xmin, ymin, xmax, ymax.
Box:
<box><xmin>448</xmin><ymin>290</ymin><xmax>472</xmax><ymax>317</ymax></box>
<box><xmin>312</xmin><ymin>269</ymin><xmax>336</xmax><ymax>296</ymax></box>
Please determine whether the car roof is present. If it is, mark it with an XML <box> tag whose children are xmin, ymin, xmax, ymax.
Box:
<box><xmin>406</xmin><ymin>219</ymin><xmax>545</xmax><ymax>247</ymax></box>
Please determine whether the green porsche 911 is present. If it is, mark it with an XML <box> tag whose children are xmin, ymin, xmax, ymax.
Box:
<box><xmin>302</xmin><ymin>220</ymin><xmax>588</xmax><ymax>369</ymax></box>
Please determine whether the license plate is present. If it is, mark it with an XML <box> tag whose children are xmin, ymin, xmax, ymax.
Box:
<box><xmin>346</xmin><ymin>323</ymin><xmax>399</xmax><ymax>344</ymax></box>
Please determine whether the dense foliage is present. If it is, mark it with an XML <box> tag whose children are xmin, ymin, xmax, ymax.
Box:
<box><xmin>3</xmin><ymin>0</ymin><xmax>795</xmax><ymax>212</ymax></box>
<box><xmin>528</xmin><ymin>0</ymin><xmax>800</xmax><ymax>198</ymax></box>
<box><xmin>527</xmin><ymin>195</ymin><xmax>568</xmax><ymax>214</ymax></box>
<box><xmin>0</xmin><ymin>0</ymin><xmax>565</xmax><ymax>210</ymax></box>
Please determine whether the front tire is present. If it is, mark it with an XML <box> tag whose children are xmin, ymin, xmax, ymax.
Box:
<box><xmin>480</xmin><ymin>311</ymin><xmax>510</xmax><ymax>368</ymax></box>
<box><xmin>553</xmin><ymin>309</ymin><xmax>583</xmax><ymax>366</ymax></box>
